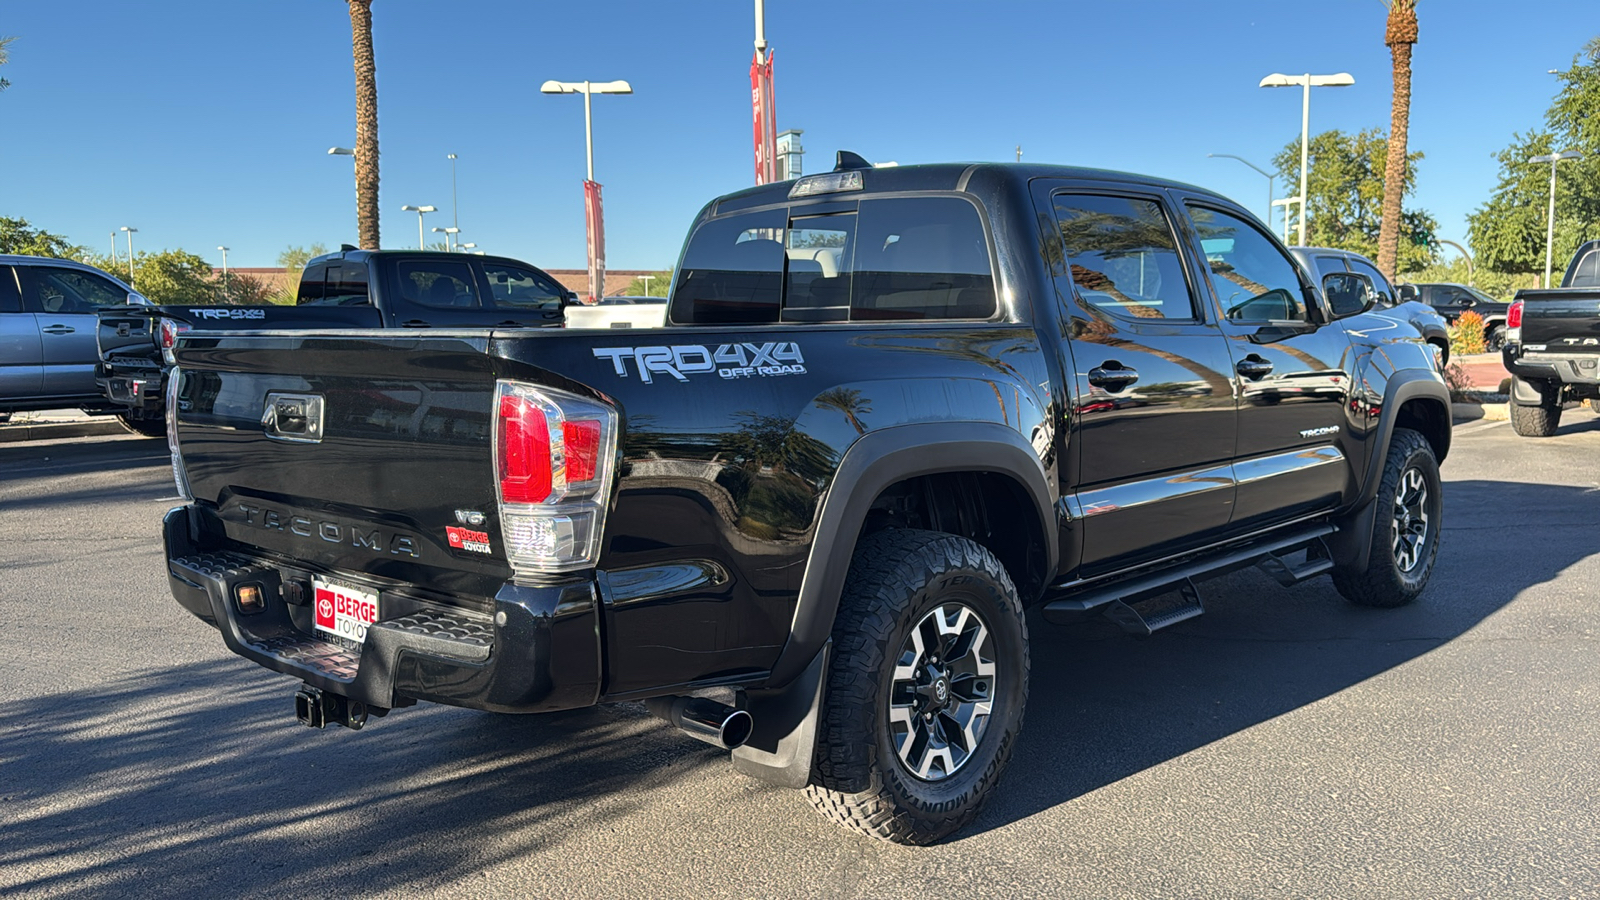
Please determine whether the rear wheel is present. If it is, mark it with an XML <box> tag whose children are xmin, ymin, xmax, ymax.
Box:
<box><xmin>1332</xmin><ymin>427</ymin><xmax>1442</xmax><ymax>608</ymax></box>
<box><xmin>805</xmin><ymin>528</ymin><xmax>1028</xmax><ymax>845</ymax></box>
<box><xmin>1484</xmin><ymin>325</ymin><xmax>1506</xmax><ymax>353</ymax></box>
<box><xmin>1509</xmin><ymin>377</ymin><xmax>1560</xmax><ymax>437</ymax></box>
<box><xmin>117</xmin><ymin>412</ymin><xmax>166</xmax><ymax>438</ymax></box>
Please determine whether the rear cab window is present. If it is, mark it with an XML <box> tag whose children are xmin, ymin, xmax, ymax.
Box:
<box><xmin>670</xmin><ymin>196</ymin><xmax>996</xmax><ymax>325</ymax></box>
<box><xmin>395</xmin><ymin>260</ymin><xmax>481</xmax><ymax>309</ymax></box>
<box><xmin>0</xmin><ymin>267</ymin><xmax>20</xmax><ymax>313</ymax></box>
<box><xmin>1051</xmin><ymin>193</ymin><xmax>1198</xmax><ymax>322</ymax></box>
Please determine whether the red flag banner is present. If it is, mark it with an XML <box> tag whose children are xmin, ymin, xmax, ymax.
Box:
<box><xmin>765</xmin><ymin>51</ymin><xmax>777</xmax><ymax>181</ymax></box>
<box><xmin>584</xmin><ymin>179</ymin><xmax>605</xmax><ymax>304</ymax></box>
<box><xmin>750</xmin><ymin>51</ymin><xmax>766</xmax><ymax>184</ymax></box>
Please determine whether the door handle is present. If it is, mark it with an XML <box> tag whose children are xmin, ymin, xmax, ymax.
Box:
<box><xmin>400</xmin><ymin>319</ymin><xmax>431</xmax><ymax>328</ymax></box>
<box><xmin>41</xmin><ymin>325</ymin><xmax>75</xmax><ymax>335</ymax></box>
<box><xmin>1087</xmin><ymin>365</ymin><xmax>1139</xmax><ymax>390</ymax></box>
<box><xmin>1236</xmin><ymin>357</ymin><xmax>1274</xmax><ymax>379</ymax></box>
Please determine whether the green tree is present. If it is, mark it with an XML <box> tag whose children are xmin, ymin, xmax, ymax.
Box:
<box><xmin>1467</xmin><ymin>37</ymin><xmax>1600</xmax><ymax>278</ymax></box>
<box><xmin>272</xmin><ymin>243</ymin><xmax>328</xmax><ymax>303</ymax></box>
<box><xmin>1274</xmin><ymin>127</ymin><xmax>1438</xmax><ymax>271</ymax></box>
<box><xmin>0</xmin><ymin>217</ymin><xmax>82</xmax><ymax>258</ymax></box>
<box><xmin>0</xmin><ymin>36</ymin><xmax>16</xmax><ymax>93</ymax></box>
<box><xmin>623</xmin><ymin>269</ymin><xmax>672</xmax><ymax>297</ymax></box>
<box><xmin>124</xmin><ymin>250</ymin><xmax>217</xmax><ymax>305</ymax></box>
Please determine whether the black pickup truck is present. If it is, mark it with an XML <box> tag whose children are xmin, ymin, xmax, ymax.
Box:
<box><xmin>1501</xmin><ymin>240</ymin><xmax>1600</xmax><ymax>436</ymax></box>
<box><xmin>160</xmin><ymin>158</ymin><xmax>1451</xmax><ymax>845</ymax></box>
<box><xmin>96</xmin><ymin>249</ymin><xmax>574</xmax><ymax>434</ymax></box>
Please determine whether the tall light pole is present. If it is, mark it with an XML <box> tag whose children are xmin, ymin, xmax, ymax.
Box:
<box><xmin>119</xmin><ymin>227</ymin><xmax>138</xmax><ymax>281</ymax></box>
<box><xmin>217</xmin><ymin>245</ymin><xmax>230</xmax><ymax>296</ymax></box>
<box><xmin>1207</xmin><ymin>153</ymin><xmax>1275</xmax><ymax>229</ymax></box>
<box><xmin>109</xmin><ymin>232</ymin><xmax>118</xmax><ymax>264</ymax></box>
<box><xmin>540</xmin><ymin>80</ymin><xmax>632</xmax><ymax>183</ymax></box>
<box><xmin>1529</xmin><ymin>150</ymin><xmax>1583</xmax><ymax>288</ymax></box>
<box><xmin>447</xmin><ymin>153</ymin><xmax>459</xmax><ymax>233</ymax></box>
<box><xmin>401</xmin><ymin>205</ymin><xmax>437</xmax><ymax>250</ymax></box>
<box><xmin>541</xmin><ymin>79</ymin><xmax>633</xmax><ymax>302</ymax></box>
<box><xmin>432</xmin><ymin>226</ymin><xmax>460</xmax><ymax>251</ymax></box>
<box><xmin>640</xmin><ymin>274</ymin><xmax>654</xmax><ymax>296</ymax></box>
<box><xmin>1259</xmin><ymin>72</ymin><xmax>1355</xmax><ymax>245</ymax></box>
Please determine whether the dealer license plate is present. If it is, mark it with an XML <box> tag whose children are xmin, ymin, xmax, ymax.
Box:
<box><xmin>312</xmin><ymin>578</ymin><xmax>379</xmax><ymax>644</ymax></box>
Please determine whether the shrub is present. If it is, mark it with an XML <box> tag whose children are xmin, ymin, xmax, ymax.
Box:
<box><xmin>1449</xmin><ymin>309</ymin><xmax>1486</xmax><ymax>356</ymax></box>
<box><xmin>1442</xmin><ymin>362</ymin><xmax>1474</xmax><ymax>399</ymax></box>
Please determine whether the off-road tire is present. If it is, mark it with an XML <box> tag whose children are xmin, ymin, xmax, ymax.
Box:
<box><xmin>804</xmin><ymin>528</ymin><xmax>1028</xmax><ymax>845</ymax></box>
<box><xmin>117</xmin><ymin>413</ymin><xmax>167</xmax><ymax>438</ymax></box>
<box><xmin>1332</xmin><ymin>427</ymin><xmax>1442</xmax><ymax>608</ymax></box>
<box><xmin>1509</xmin><ymin>399</ymin><xmax>1560</xmax><ymax>437</ymax></box>
<box><xmin>1484</xmin><ymin>325</ymin><xmax>1506</xmax><ymax>353</ymax></box>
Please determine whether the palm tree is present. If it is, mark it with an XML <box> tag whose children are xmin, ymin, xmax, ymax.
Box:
<box><xmin>0</xmin><ymin>36</ymin><xmax>17</xmax><ymax>92</ymax></box>
<box><xmin>814</xmin><ymin>387</ymin><xmax>872</xmax><ymax>435</ymax></box>
<box><xmin>347</xmin><ymin>2</ymin><xmax>380</xmax><ymax>248</ymax></box>
<box><xmin>1376</xmin><ymin>0</ymin><xmax>1418</xmax><ymax>282</ymax></box>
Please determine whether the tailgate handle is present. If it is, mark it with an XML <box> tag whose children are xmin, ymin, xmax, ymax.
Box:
<box><xmin>262</xmin><ymin>392</ymin><xmax>325</xmax><ymax>443</ymax></box>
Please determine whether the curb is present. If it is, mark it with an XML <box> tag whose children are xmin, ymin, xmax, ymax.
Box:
<box><xmin>0</xmin><ymin>419</ymin><xmax>133</xmax><ymax>443</ymax></box>
<box><xmin>1451</xmin><ymin>402</ymin><xmax>1508</xmax><ymax>424</ymax></box>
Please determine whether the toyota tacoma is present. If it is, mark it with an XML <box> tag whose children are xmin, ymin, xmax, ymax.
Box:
<box><xmin>158</xmin><ymin>157</ymin><xmax>1451</xmax><ymax>844</ymax></box>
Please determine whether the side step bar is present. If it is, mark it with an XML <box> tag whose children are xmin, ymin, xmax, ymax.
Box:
<box><xmin>1042</xmin><ymin>525</ymin><xmax>1336</xmax><ymax>630</ymax></box>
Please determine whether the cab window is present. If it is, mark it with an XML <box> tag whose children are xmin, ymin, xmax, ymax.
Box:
<box><xmin>1053</xmin><ymin>194</ymin><xmax>1197</xmax><ymax>322</ymax></box>
<box><xmin>484</xmin><ymin>263</ymin><xmax>566</xmax><ymax>310</ymax></box>
<box><xmin>1345</xmin><ymin>257</ymin><xmax>1394</xmax><ymax>306</ymax></box>
<box><xmin>1186</xmin><ymin>206</ymin><xmax>1307</xmax><ymax>322</ymax></box>
<box><xmin>397</xmin><ymin>260</ymin><xmax>480</xmax><ymax>309</ymax></box>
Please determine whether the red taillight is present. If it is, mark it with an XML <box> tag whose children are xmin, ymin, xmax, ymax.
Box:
<box><xmin>160</xmin><ymin>319</ymin><xmax>176</xmax><ymax>349</ymax></box>
<box><xmin>498</xmin><ymin>395</ymin><xmax>552</xmax><ymax>503</ymax></box>
<box><xmin>1507</xmin><ymin>300</ymin><xmax>1523</xmax><ymax>330</ymax></box>
<box><xmin>563</xmin><ymin>420</ymin><xmax>602</xmax><ymax>483</ymax></box>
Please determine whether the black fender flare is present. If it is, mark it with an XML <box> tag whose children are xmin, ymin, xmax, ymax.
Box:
<box><xmin>766</xmin><ymin>421</ymin><xmax>1057</xmax><ymax>688</ymax></box>
<box><xmin>1329</xmin><ymin>370</ymin><xmax>1450</xmax><ymax>573</ymax></box>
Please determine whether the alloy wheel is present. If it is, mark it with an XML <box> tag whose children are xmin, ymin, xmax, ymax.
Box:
<box><xmin>888</xmin><ymin>602</ymin><xmax>998</xmax><ymax>781</ymax></box>
<box><xmin>1391</xmin><ymin>467</ymin><xmax>1430</xmax><ymax>573</ymax></box>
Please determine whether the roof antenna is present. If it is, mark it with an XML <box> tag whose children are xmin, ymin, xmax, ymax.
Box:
<box><xmin>833</xmin><ymin>150</ymin><xmax>872</xmax><ymax>172</ymax></box>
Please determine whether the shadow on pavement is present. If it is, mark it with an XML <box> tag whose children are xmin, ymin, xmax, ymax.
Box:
<box><xmin>3</xmin><ymin>477</ymin><xmax>1597</xmax><ymax>894</ymax></box>
<box><xmin>0</xmin><ymin>659</ymin><xmax>721</xmax><ymax>898</ymax></box>
<box><xmin>971</xmin><ymin>477</ymin><xmax>1600</xmax><ymax>838</ymax></box>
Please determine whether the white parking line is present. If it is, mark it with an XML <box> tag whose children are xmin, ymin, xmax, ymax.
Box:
<box><xmin>1454</xmin><ymin>419</ymin><xmax>1507</xmax><ymax>435</ymax></box>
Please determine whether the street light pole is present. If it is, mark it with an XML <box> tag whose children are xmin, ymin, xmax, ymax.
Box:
<box><xmin>109</xmin><ymin>232</ymin><xmax>117</xmax><ymax>264</ymax></box>
<box><xmin>1259</xmin><ymin>72</ymin><xmax>1355</xmax><ymax>246</ymax></box>
<box><xmin>1529</xmin><ymin>150</ymin><xmax>1583</xmax><ymax>288</ymax></box>
<box><xmin>1207</xmin><ymin>153</ymin><xmax>1275</xmax><ymax>228</ymax></box>
<box><xmin>217</xmin><ymin>245</ymin><xmax>230</xmax><ymax>296</ymax></box>
<box><xmin>401</xmin><ymin>205</ymin><xmax>437</xmax><ymax>250</ymax></box>
<box><xmin>447</xmin><ymin>153</ymin><xmax>459</xmax><ymax>232</ymax></box>
<box><xmin>119</xmin><ymin>227</ymin><xmax>138</xmax><ymax>281</ymax></box>
<box><xmin>541</xmin><ymin>79</ymin><xmax>634</xmax><ymax>302</ymax></box>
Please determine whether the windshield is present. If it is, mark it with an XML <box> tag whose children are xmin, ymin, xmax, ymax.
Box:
<box><xmin>1464</xmin><ymin>286</ymin><xmax>1500</xmax><ymax>305</ymax></box>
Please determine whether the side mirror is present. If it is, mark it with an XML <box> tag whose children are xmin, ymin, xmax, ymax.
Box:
<box><xmin>1322</xmin><ymin>272</ymin><xmax>1375</xmax><ymax>319</ymax></box>
<box><xmin>127</xmin><ymin>292</ymin><xmax>151</xmax><ymax>306</ymax></box>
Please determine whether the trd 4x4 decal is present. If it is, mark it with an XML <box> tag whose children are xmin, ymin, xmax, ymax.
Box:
<box><xmin>593</xmin><ymin>342</ymin><xmax>806</xmax><ymax>384</ymax></box>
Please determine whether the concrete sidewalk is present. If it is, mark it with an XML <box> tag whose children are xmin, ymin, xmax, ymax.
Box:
<box><xmin>0</xmin><ymin>410</ymin><xmax>135</xmax><ymax>443</ymax></box>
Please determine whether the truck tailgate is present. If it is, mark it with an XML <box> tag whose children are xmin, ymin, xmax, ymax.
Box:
<box><xmin>174</xmin><ymin>332</ymin><xmax>510</xmax><ymax>599</ymax></box>
<box><xmin>1516</xmin><ymin>289</ymin><xmax>1600</xmax><ymax>349</ymax></box>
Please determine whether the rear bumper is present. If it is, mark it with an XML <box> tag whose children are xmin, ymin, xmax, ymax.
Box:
<box><xmin>99</xmin><ymin>374</ymin><xmax>163</xmax><ymax>410</ymax></box>
<box><xmin>163</xmin><ymin>506</ymin><xmax>602</xmax><ymax>713</ymax></box>
<box><xmin>1502</xmin><ymin>347</ymin><xmax>1600</xmax><ymax>386</ymax></box>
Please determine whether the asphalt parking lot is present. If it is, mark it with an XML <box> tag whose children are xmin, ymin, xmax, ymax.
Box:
<box><xmin>2</xmin><ymin>419</ymin><xmax>1599</xmax><ymax>899</ymax></box>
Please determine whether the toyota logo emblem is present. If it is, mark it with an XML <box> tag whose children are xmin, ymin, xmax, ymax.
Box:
<box><xmin>935</xmin><ymin>680</ymin><xmax>948</xmax><ymax>701</ymax></box>
<box><xmin>317</xmin><ymin>598</ymin><xmax>333</xmax><ymax>618</ymax></box>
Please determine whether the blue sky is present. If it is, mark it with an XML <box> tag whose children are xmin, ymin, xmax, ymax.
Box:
<box><xmin>0</xmin><ymin>1</ymin><xmax>1589</xmax><ymax>270</ymax></box>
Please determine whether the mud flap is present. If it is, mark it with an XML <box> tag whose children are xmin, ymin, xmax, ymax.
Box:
<box><xmin>730</xmin><ymin>642</ymin><xmax>829</xmax><ymax>789</ymax></box>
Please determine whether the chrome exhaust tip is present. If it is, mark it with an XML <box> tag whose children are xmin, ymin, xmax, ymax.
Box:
<box><xmin>646</xmin><ymin>696</ymin><xmax>753</xmax><ymax>749</ymax></box>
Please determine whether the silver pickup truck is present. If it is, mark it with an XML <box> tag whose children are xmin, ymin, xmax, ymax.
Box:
<box><xmin>0</xmin><ymin>255</ymin><xmax>148</xmax><ymax>427</ymax></box>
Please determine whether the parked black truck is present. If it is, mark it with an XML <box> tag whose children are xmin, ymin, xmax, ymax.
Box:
<box><xmin>96</xmin><ymin>249</ymin><xmax>575</xmax><ymax>433</ymax></box>
<box><xmin>1501</xmin><ymin>240</ymin><xmax>1600</xmax><ymax>436</ymax></box>
<box><xmin>160</xmin><ymin>159</ymin><xmax>1451</xmax><ymax>844</ymax></box>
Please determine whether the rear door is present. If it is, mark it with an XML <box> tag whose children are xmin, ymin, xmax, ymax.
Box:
<box><xmin>0</xmin><ymin>266</ymin><xmax>43</xmax><ymax>401</ymax></box>
<box><xmin>380</xmin><ymin>256</ymin><xmax>508</xmax><ymax>328</ymax></box>
<box><xmin>19</xmin><ymin>264</ymin><xmax>131</xmax><ymax>396</ymax></box>
<box><xmin>1042</xmin><ymin>184</ymin><xmax>1238</xmax><ymax>574</ymax></box>
<box><xmin>1176</xmin><ymin>199</ymin><xmax>1355</xmax><ymax>530</ymax></box>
